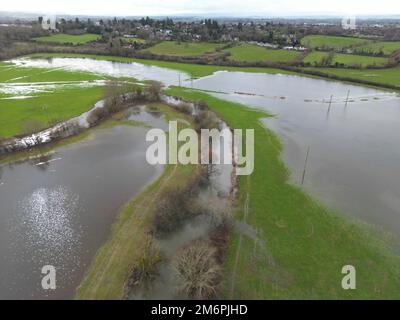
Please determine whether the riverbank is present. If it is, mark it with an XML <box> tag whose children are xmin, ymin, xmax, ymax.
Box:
<box><xmin>166</xmin><ymin>87</ymin><xmax>400</xmax><ymax>299</ymax></box>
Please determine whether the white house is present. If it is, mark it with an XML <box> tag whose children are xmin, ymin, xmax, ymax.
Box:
<box><xmin>41</xmin><ymin>15</ymin><xmax>56</xmax><ymax>31</ymax></box>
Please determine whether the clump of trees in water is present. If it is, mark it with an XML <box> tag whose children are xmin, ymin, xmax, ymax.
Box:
<box><xmin>150</xmin><ymin>166</ymin><xmax>211</xmax><ymax>238</ymax></box>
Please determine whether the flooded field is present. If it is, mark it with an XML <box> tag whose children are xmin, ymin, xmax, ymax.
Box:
<box><xmin>2</xmin><ymin>57</ymin><xmax>400</xmax><ymax>299</ymax></box>
<box><xmin>0</xmin><ymin>109</ymin><xmax>165</xmax><ymax>299</ymax></box>
<box><xmin>10</xmin><ymin>57</ymin><xmax>188</xmax><ymax>87</ymax></box>
<box><xmin>190</xmin><ymin>71</ymin><xmax>400</xmax><ymax>235</ymax></box>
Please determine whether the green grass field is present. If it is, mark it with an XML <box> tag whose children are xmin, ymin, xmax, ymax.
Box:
<box><xmin>32</xmin><ymin>33</ymin><xmax>101</xmax><ymax>45</ymax></box>
<box><xmin>301</xmin><ymin>35</ymin><xmax>371</xmax><ymax>50</ymax></box>
<box><xmin>144</xmin><ymin>41</ymin><xmax>222</xmax><ymax>56</ymax></box>
<box><xmin>0</xmin><ymin>87</ymin><xmax>104</xmax><ymax>138</ymax></box>
<box><xmin>225</xmin><ymin>44</ymin><xmax>301</xmax><ymax>63</ymax></box>
<box><xmin>303</xmin><ymin>51</ymin><xmax>330</xmax><ymax>65</ymax></box>
<box><xmin>356</xmin><ymin>41</ymin><xmax>400</xmax><ymax>56</ymax></box>
<box><xmin>332</xmin><ymin>53</ymin><xmax>388</xmax><ymax>67</ymax></box>
<box><xmin>303</xmin><ymin>51</ymin><xmax>388</xmax><ymax>67</ymax></box>
<box><xmin>0</xmin><ymin>63</ymin><xmax>110</xmax><ymax>137</ymax></box>
<box><xmin>167</xmin><ymin>87</ymin><xmax>400</xmax><ymax>299</ymax></box>
<box><xmin>307</xmin><ymin>66</ymin><xmax>400</xmax><ymax>87</ymax></box>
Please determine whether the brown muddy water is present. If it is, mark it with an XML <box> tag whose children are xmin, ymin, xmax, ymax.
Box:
<box><xmin>0</xmin><ymin>108</ymin><xmax>165</xmax><ymax>299</ymax></box>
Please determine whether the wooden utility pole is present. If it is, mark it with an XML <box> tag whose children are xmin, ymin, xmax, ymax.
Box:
<box><xmin>345</xmin><ymin>90</ymin><xmax>350</xmax><ymax>108</ymax></box>
<box><xmin>301</xmin><ymin>146</ymin><xmax>310</xmax><ymax>185</ymax></box>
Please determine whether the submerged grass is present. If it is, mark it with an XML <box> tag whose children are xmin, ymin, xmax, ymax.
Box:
<box><xmin>25</xmin><ymin>53</ymin><xmax>298</xmax><ymax>79</ymax></box>
<box><xmin>166</xmin><ymin>86</ymin><xmax>400</xmax><ymax>299</ymax></box>
<box><xmin>0</xmin><ymin>86</ymin><xmax>104</xmax><ymax>137</ymax></box>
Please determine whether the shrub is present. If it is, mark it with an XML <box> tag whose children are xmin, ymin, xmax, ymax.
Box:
<box><xmin>151</xmin><ymin>186</ymin><xmax>197</xmax><ymax>237</ymax></box>
<box><xmin>144</xmin><ymin>81</ymin><xmax>163</xmax><ymax>101</ymax></box>
<box><xmin>172</xmin><ymin>240</ymin><xmax>222</xmax><ymax>299</ymax></box>
<box><xmin>194</xmin><ymin>110</ymin><xmax>220</xmax><ymax>131</ymax></box>
<box><xmin>196</xmin><ymin>100</ymin><xmax>209</xmax><ymax>111</ymax></box>
<box><xmin>175</xmin><ymin>102</ymin><xmax>193</xmax><ymax>115</ymax></box>
<box><xmin>126</xmin><ymin>236</ymin><xmax>161</xmax><ymax>291</ymax></box>
<box><xmin>87</xmin><ymin>106</ymin><xmax>109</xmax><ymax>125</ymax></box>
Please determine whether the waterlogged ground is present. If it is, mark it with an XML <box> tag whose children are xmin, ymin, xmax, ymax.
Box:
<box><xmin>2</xmin><ymin>57</ymin><xmax>400</xmax><ymax>299</ymax></box>
<box><xmin>10</xmin><ymin>57</ymin><xmax>188</xmax><ymax>87</ymax></box>
<box><xmin>0</xmin><ymin>108</ymin><xmax>166</xmax><ymax>299</ymax></box>
<box><xmin>190</xmin><ymin>71</ymin><xmax>400</xmax><ymax>235</ymax></box>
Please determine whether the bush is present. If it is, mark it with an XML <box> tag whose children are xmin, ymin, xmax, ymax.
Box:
<box><xmin>172</xmin><ymin>240</ymin><xmax>222</xmax><ymax>299</ymax></box>
<box><xmin>151</xmin><ymin>186</ymin><xmax>198</xmax><ymax>237</ymax></box>
<box><xmin>196</xmin><ymin>100</ymin><xmax>209</xmax><ymax>111</ymax></box>
<box><xmin>175</xmin><ymin>102</ymin><xmax>193</xmax><ymax>115</ymax></box>
<box><xmin>144</xmin><ymin>81</ymin><xmax>163</xmax><ymax>101</ymax></box>
<box><xmin>194</xmin><ymin>110</ymin><xmax>220</xmax><ymax>131</ymax></box>
<box><xmin>126</xmin><ymin>236</ymin><xmax>161</xmax><ymax>292</ymax></box>
<box><xmin>87</xmin><ymin>106</ymin><xmax>110</xmax><ymax>125</ymax></box>
<box><xmin>151</xmin><ymin>175</ymin><xmax>204</xmax><ymax>237</ymax></box>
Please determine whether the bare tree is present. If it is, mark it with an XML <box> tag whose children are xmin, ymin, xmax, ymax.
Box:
<box><xmin>172</xmin><ymin>240</ymin><xmax>222</xmax><ymax>299</ymax></box>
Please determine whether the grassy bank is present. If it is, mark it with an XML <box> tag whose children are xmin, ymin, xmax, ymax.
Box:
<box><xmin>75</xmin><ymin>103</ymin><xmax>198</xmax><ymax>299</ymax></box>
<box><xmin>166</xmin><ymin>87</ymin><xmax>400</xmax><ymax>299</ymax></box>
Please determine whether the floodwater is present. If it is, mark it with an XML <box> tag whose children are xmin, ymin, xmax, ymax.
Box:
<box><xmin>2</xmin><ymin>57</ymin><xmax>400</xmax><ymax>299</ymax></box>
<box><xmin>10</xmin><ymin>57</ymin><xmax>188</xmax><ymax>87</ymax></box>
<box><xmin>0</xmin><ymin>112</ymin><xmax>164</xmax><ymax>299</ymax></box>
<box><xmin>190</xmin><ymin>71</ymin><xmax>400</xmax><ymax>235</ymax></box>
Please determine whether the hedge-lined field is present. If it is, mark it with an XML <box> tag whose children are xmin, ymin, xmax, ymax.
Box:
<box><xmin>356</xmin><ymin>41</ymin><xmax>400</xmax><ymax>55</ymax></box>
<box><xmin>301</xmin><ymin>35</ymin><xmax>370</xmax><ymax>50</ymax></box>
<box><xmin>144</xmin><ymin>41</ymin><xmax>222</xmax><ymax>56</ymax></box>
<box><xmin>32</xmin><ymin>33</ymin><xmax>101</xmax><ymax>45</ymax></box>
<box><xmin>225</xmin><ymin>44</ymin><xmax>301</xmax><ymax>63</ymax></box>
<box><xmin>303</xmin><ymin>51</ymin><xmax>388</xmax><ymax>67</ymax></box>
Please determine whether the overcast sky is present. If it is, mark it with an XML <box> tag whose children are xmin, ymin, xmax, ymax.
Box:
<box><xmin>1</xmin><ymin>0</ymin><xmax>399</xmax><ymax>17</ymax></box>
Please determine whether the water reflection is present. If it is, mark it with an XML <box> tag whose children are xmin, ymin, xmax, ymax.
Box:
<box><xmin>0</xmin><ymin>122</ymin><xmax>164</xmax><ymax>299</ymax></box>
<box><xmin>11</xmin><ymin>57</ymin><xmax>189</xmax><ymax>87</ymax></box>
